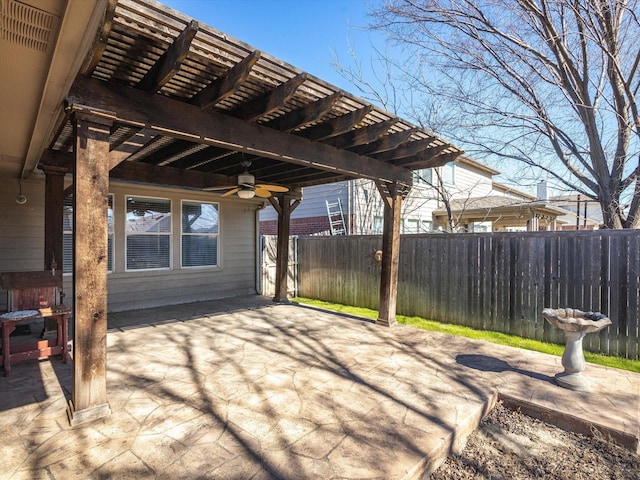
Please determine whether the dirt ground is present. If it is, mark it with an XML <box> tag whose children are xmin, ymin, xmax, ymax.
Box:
<box><xmin>430</xmin><ymin>403</ymin><xmax>640</xmax><ymax>480</ymax></box>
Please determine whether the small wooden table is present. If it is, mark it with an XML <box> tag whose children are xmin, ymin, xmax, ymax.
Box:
<box><xmin>0</xmin><ymin>306</ymin><xmax>70</xmax><ymax>376</ymax></box>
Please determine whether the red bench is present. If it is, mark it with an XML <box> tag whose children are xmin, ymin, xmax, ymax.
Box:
<box><xmin>0</xmin><ymin>271</ymin><xmax>70</xmax><ymax>376</ymax></box>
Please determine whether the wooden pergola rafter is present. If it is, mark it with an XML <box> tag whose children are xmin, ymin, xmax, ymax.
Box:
<box><xmin>35</xmin><ymin>0</ymin><xmax>463</xmax><ymax>425</ymax></box>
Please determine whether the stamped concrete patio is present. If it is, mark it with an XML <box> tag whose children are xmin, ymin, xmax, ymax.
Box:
<box><xmin>1</xmin><ymin>295</ymin><xmax>638</xmax><ymax>479</ymax></box>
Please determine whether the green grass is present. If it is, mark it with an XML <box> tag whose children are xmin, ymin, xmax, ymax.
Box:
<box><xmin>292</xmin><ymin>297</ymin><xmax>640</xmax><ymax>374</ymax></box>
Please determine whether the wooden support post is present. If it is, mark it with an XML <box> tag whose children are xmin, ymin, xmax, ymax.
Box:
<box><xmin>42</xmin><ymin>166</ymin><xmax>66</xmax><ymax>273</ymax></box>
<box><xmin>41</xmin><ymin>166</ymin><xmax>67</xmax><ymax>333</ymax></box>
<box><xmin>376</xmin><ymin>181</ymin><xmax>405</xmax><ymax>327</ymax></box>
<box><xmin>67</xmin><ymin>112</ymin><xmax>112</xmax><ymax>426</ymax></box>
<box><xmin>269</xmin><ymin>192</ymin><xmax>301</xmax><ymax>302</ymax></box>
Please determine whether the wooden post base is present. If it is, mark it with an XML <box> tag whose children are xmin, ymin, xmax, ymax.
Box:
<box><xmin>67</xmin><ymin>400</ymin><xmax>111</xmax><ymax>426</ymax></box>
<box><xmin>375</xmin><ymin>317</ymin><xmax>397</xmax><ymax>328</ymax></box>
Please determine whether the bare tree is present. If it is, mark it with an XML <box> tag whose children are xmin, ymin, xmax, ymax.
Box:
<box><xmin>370</xmin><ymin>0</ymin><xmax>640</xmax><ymax>229</ymax></box>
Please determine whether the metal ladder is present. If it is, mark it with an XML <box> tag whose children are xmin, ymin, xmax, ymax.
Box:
<box><xmin>326</xmin><ymin>199</ymin><xmax>346</xmax><ymax>235</ymax></box>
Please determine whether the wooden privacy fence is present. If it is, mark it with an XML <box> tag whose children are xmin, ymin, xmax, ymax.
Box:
<box><xmin>293</xmin><ymin>230</ymin><xmax>640</xmax><ymax>359</ymax></box>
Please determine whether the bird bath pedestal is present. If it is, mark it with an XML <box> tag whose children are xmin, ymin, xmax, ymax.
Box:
<box><xmin>542</xmin><ymin>308</ymin><xmax>612</xmax><ymax>392</ymax></box>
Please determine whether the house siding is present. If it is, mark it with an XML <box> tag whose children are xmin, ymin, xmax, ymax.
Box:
<box><xmin>0</xmin><ymin>177</ymin><xmax>45</xmax><ymax>311</ymax></box>
<box><xmin>100</xmin><ymin>182</ymin><xmax>260</xmax><ymax>312</ymax></box>
<box><xmin>260</xmin><ymin>182</ymin><xmax>349</xmax><ymax>235</ymax></box>
<box><xmin>0</xmin><ymin>177</ymin><xmax>261</xmax><ymax>312</ymax></box>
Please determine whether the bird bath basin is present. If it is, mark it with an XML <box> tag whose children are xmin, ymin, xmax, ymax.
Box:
<box><xmin>542</xmin><ymin>308</ymin><xmax>612</xmax><ymax>392</ymax></box>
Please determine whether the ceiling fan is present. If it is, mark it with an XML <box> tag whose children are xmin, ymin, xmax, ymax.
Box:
<box><xmin>210</xmin><ymin>160</ymin><xmax>288</xmax><ymax>199</ymax></box>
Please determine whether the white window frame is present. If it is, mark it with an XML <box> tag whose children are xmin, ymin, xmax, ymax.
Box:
<box><xmin>442</xmin><ymin>162</ymin><xmax>455</xmax><ymax>185</ymax></box>
<box><xmin>373</xmin><ymin>215</ymin><xmax>383</xmax><ymax>235</ymax></box>
<box><xmin>180</xmin><ymin>200</ymin><xmax>220</xmax><ymax>269</ymax></box>
<box><xmin>125</xmin><ymin>195</ymin><xmax>172</xmax><ymax>272</ymax></box>
<box><xmin>413</xmin><ymin>168</ymin><xmax>433</xmax><ymax>185</ymax></box>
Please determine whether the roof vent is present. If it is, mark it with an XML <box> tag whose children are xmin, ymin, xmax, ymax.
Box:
<box><xmin>0</xmin><ymin>0</ymin><xmax>57</xmax><ymax>52</ymax></box>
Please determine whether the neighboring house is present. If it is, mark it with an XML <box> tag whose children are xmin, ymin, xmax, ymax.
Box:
<box><xmin>431</xmin><ymin>195</ymin><xmax>570</xmax><ymax>232</ymax></box>
<box><xmin>262</xmin><ymin>155</ymin><xmax>604</xmax><ymax>235</ymax></box>
<box><xmin>262</xmin><ymin>155</ymin><xmax>579</xmax><ymax>234</ymax></box>
<box><xmin>432</xmin><ymin>180</ymin><xmax>601</xmax><ymax>232</ymax></box>
<box><xmin>547</xmin><ymin>195</ymin><xmax>602</xmax><ymax>230</ymax></box>
<box><xmin>260</xmin><ymin>155</ymin><xmax>499</xmax><ymax>235</ymax></box>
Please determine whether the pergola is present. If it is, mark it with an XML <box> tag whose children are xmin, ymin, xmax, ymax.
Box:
<box><xmin>19</xmin><ymin>0</ymin><xmax>462</xmax><ymax>424</ymax></box>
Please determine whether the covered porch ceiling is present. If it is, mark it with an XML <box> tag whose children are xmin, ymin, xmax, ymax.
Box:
<box><xmin>33</xmin><ymin>0</ymin><xmax>462</xmax><ymax>193</ymax></box>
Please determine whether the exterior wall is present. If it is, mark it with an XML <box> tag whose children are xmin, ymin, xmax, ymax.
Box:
<box><xmin>260</xmin><ymin>182</ymin><xmax>349</xmax><ymax>235</ymax></box>
<box><xmin>553</xmin><ymin>199</ymin><xmax>602</xmax><ymax>229</ymax></box>
<box><xmin>354</xmin><ymin>161</ymin><xmax>496</xmax><ymax>234</ymax></box>
<box><xmin>100</xmin><ymin>182</ymin><xmax>261</xmax><ymax>312</ymax></box>
<box><xmin>448</xmin><ymin>164</ymin><xmax>494</xmax><ymax>200</ymax></box>
<box><xmin>0</xmin><ymin>175</ymin><xmax>46</xmax><ymax>312</ymax></box>
<box><xmin>0</xmin><ymin>175</ymin><xmax>262</xmax><ymax>312</ymax></box>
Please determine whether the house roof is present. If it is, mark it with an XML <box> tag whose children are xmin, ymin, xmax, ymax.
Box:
<box><xmin>456</xmin><ymin>155</ymin><xmax>500</xmax><ymax>176</ymax></box>
<box><xmin>7</xmin><ymin>0</ymin><xmax>464</xmax><ymax>195</ymax></box>
<box><xmin>432</xmin><ymin>196</ymin><xmax>570</xmax><ymax>222</ymax></box>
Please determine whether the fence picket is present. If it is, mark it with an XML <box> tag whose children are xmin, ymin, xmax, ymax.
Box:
<box><xmin>287</xmin><ymin>230</ymin><xmax>640</xmax><ymax>359</ymax></box>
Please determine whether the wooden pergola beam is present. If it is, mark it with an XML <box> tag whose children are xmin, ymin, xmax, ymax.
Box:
<box><xmin>80</xmin><ymin>0</ymin><xmax>117</xmax><ymax>76</ymax></box>
<box><xmin>109</xmin><ymin>128</ymin><xmax>160</xmax><ymax>169</ymax></box>
<box><xmin>40</xmin><ymin>149</ymin><xmax>235</xmax><ymax>190</ymax></box>
<box><xmin>391</xmin><ymin>144</ymin><xmax>454</xmax><ymax>168</ymax></box>
<box><xmin>266</xmin><ymin>92</ymin><xmax>342</xmax><ymax>132</ymax></box>
<box><xmin>163</xmin><ymin>145</ymin><xmax>232</xmax><ymax>170</ymax></box>
<box><xmin>297</xmin><ymin>105</ymin><xmax>373</xmax><ymax>141</ymax></box>
<box><xmin>322</xmin><ymin>118</ymin><xmax>399</xmax><ymax>149</ymax></box>
<box><xmin>137</xmin><ymin>139</ymin><xmax>195</xmax><ymax>165</ymax></box>
<box><xmin>111</xmin><ymin>161</ymin><xmax>234</xmax><ymax>189</ymax></box>
<box><xmin>232</xmin><ymin>73</ymin><xmax>307</xmax><ymax>122</ymax></box>
<box><xmin>137</xmin><ymin>20</ymin><xmax>199</xmax><ymax>93</ymax></box>
<box><xmin>350</xmin><ymin>128</ymin><xmax>418</xmax><ymax>156</ymax></box>
<box><xmin>66</xmin><ymin>77</ymin><xmax>413</xmax><ymax>185</ymax></box>
<box><xmin>191</xmin><ymin>50</ymin><xmax>261</xmax><ymax>110</ymax></box>
<box><xmin>372</xmin><ymin>136</ymin><xmax>438</xmax><ymax>162</ymax></box>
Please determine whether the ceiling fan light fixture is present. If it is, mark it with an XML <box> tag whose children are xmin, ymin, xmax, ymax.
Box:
<box><xmin>237</xmin><ymin>188</ymin><xmax>255</xmax><ymax>199</ymax></box>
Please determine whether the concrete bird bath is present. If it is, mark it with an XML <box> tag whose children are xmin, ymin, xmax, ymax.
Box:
<box><xmin>542</xmin><ymin>308</ymin><xmax>612</xmax><ymax>392</ymax></box>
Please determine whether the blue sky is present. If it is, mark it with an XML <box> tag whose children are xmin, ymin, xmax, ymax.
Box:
<box><xmin>162</xmin><ymin>0</ymin><xmax>383</xmax><ymax>93</ymax></box>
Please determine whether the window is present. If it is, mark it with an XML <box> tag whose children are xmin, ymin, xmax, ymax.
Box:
<box><xmin>373</xmin><ymin>215</ymin><xmax>383</xmax><ymax>235</ymax></box>
<box><xmin>125</xmin><ymin>196</ymin><xmax>171</xmax><ymax>270</ymax></box>
<box><xmin>63</xmin><ymin>195</ymin><xmax>113</xmax><ymax>274</ymax></box>
<box><xmin>403</xmin><ymin>218</ymin><xmax>433</xmax><ymax>234</ymax></box>
<box><xmin>420</xmin><ymin>220</ymin><xmax>433</xmax><ymax>233</ymax></box>
<box><xmin>181</xmin><ymin>200</ymin><xmax>219</xmax><ymax>268</ymax></box>
<box><xmin>413</xmin><ymin>168</ymin><xmax>433</xmax><ymax>185</ymax></box>
<box><xmin>404</xmin><ymin>218</ymin><xmax>419</xmax><ymax>234</ymax></box>
<box><xmin>442</xmin><ymin>162</ymin><xmax>455</xmax><ymax>185</ymax></box>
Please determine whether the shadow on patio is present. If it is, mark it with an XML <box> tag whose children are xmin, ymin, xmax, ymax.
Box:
<box><xmin>1</xmin><ymin>295</ymin><xmax>638</xmax><ymax>479</ymax></box>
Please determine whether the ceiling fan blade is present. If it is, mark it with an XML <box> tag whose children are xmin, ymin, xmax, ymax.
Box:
<box><xmin>254</xmin><ymin>187</ymin><xmax>273</xmax><ymax>198</ymax></box>
<box><xmin>256</xmin><ymin>184</ymin><xmax>289</xmax><ymax>193</ymax></box>
<box><xmin>203</xmin><ymin>185</ymin><xmax>236</xmax><ymax>191</ymax></box>
<box><xmin>222</xmin><ymin>188</ymin><xmax>240</xmax><ymax>197</ymax></box>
